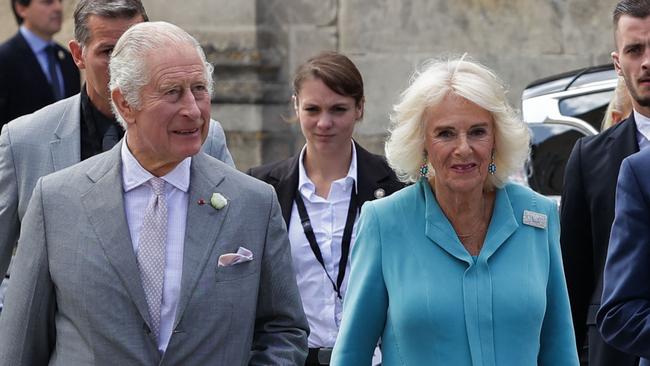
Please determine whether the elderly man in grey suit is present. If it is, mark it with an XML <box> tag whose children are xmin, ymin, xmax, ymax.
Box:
<box><xmin>0</xmin><ymin>0</ymin><xmax>235</xmax><ymax>309</ymax></box>
<box><xmin>0</xmin><ymin>21</ymin><xmax>308</xmax><ymax>365</ymax></box>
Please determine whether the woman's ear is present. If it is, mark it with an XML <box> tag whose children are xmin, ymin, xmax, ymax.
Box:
<box><xmin>356</xmin><ymin>97</ymin><xmax>365</xmax><ymax>121</ymax></box>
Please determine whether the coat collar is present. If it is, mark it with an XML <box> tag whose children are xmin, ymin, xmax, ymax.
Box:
<box><xmin>422</xmin><ymin>179</ymin><xmax>518</xmax><ymax>264</ymax></box>
<box><xmin>50</xmin><ymin>95</ymin><xmax>82</xmax><ymax>171</ymax></box>
<box><xmin>173</xmin><ymin>153</ymin><xmax>228</xmax><ymax>329</ymax></box>
<box><xmin>81</xmin><ymin>141</ymin><xmax>152</xmax><ymax>328</ymax></box>
<box><xmin>81</xmin><ymin>143</ymin><xmax>230</xmax><ymax>334</ymax></box>
<box><xmin>267</xmin><ymin>140</ymin><xmax>395</xmax><ymax>224</ymax></box>
<box><xmin>606</xmin><ymin>113</ymin><xmax>639</xmax><ymax>159</ymax></box>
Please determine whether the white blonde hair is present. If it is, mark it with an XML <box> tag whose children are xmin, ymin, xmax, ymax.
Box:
<box><xmin>385</xmin><ymin>56</ymin><xmax>530</xmax><ymax>188</ymax></box>
<box><xmin>109</xmin><ymin>21</ymin><xmax>214</xmax><ymax>129</ymax></box>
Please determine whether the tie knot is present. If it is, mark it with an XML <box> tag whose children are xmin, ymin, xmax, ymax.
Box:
<box><xmin>150</xmin><ymin>177</ymin><xmax>165</xmax><ymax>196</ymax></box>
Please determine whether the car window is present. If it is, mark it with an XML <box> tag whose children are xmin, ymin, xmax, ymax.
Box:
<box><xmin>526</xmin><ymin>123</ymin><xmax>590</xmax><ymax>195</ymax></box>
<box><xmin>558</xmin><ymin>90</ymin><xmax>613</xmax><ymax>131</ymax></box>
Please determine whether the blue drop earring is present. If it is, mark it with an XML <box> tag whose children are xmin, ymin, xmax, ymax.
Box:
<box><xmin>488</xmin><ymin>150</ymin><xmax>496</xmax><ymax>175</ymax></box>
<box><xmin>419</xmin><ymin>152</ymin><xmax>429</xmax><ymax>177</ymax></box>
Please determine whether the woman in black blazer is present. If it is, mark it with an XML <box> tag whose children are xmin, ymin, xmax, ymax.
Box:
<box><xmin>248</xmin><ymin>51</ymin><xmax>403</xmax><ymax>366</ymax></box>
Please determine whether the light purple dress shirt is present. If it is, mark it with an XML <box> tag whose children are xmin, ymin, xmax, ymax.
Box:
<box><xmin>121</xmin><ymin>141</ymin><xmax>189</xmax><ymax>353</ymax></box>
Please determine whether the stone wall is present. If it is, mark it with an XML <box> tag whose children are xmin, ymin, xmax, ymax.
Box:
<box><xmin>0</xmin><ymin>0</ymin><xmax>618</xmax><ymax>170</ymax></box>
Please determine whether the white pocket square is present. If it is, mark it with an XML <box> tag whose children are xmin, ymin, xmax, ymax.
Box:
<box><xmin>218</xmin><ymin>246</ymin><xmax>253</xmax><ymax>267</ymax></box>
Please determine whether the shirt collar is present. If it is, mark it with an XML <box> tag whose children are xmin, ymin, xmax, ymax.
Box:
<box><xmin>80</xmin><ymin>85</ymin><xmax>123</xmax><ymax>138</ymax></box>
<box><xmin>634</xmin><ymin>109</ymin><xmax>650</xmax><ymax>142</ymax></box>
<box><xmin>121</xmin><ymin>137</ymin><xmax>191</xmax><ymax>193</ymax></box>
<box><xmin>297</xmin><ymin>141</ymin><xmax>358</xmax><ymax>197</ymax></box>
<box><xmin>19</xmin><ymin>25</ymin><xmax>51</xmax><ymax>54</ymax></box>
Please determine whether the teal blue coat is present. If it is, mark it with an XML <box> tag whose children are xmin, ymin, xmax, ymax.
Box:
<box><xmin>331</xmin><ymin>179</ymin><xmax>578</xmax><ymax>365</ymax></box>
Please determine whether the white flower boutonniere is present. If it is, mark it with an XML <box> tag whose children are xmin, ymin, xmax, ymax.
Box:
<box><xmin>210</xmin><ymin>193</ymin><xmax>228</xmax><ymax>210</ymax></box>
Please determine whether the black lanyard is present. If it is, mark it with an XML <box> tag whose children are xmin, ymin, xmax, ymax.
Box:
<box><xmin>294</xmin><ymin>186</ymin><xmax>358</xmax><ymax>300</ymax></box>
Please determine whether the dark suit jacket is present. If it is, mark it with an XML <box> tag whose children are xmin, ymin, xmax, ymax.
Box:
<box><xmin>598</xmin><ymin>147</ymin><xmax>650</xmax><ymax>366</ymax></box>
<box><xmin>560</xmin><ymin>115</ymin><xmax>639</xmax><ymax>366</ymax></box>
<box><xmin>247</xmin><ymin>141</ymin><xmax>405</xmax><ymax>225</ymax></box>
<box><xmin>0</xmin><ymin>31</ymin><xmax>80</xmax><ymax>127</ymax></box>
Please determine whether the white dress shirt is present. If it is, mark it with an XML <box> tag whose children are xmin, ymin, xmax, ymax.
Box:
<box><xmin>634</xmin><ymin>109</ymin><xmax>650</xmax><ymax>150</ymax></box>
<box><xmin>121</xmin><ymin>141</ymin><xmax>189</xmax><ymax>353</ymax></box>
<box><xmin>288</xmin><ymin>142</ymin><xmax>358</xmax><ymax>348</ymax></box>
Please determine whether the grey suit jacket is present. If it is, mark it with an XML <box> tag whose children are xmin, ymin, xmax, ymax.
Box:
<box><xmin>0</xmin><ymin>143</ymin><xmax>308</xmax><ymax>365</ymax></box>
<box><xmin>0</xmin><ymin>94</ymin><xmax>235</xmax><ymax>282</ymax></box>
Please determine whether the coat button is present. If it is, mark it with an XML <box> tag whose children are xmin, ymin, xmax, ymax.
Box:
<box><xmin>374</xmin><ymin>188</ymin><xmax>386</xmax><ymax>199</ymax></box>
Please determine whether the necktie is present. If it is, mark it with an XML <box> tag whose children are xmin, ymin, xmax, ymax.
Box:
<box><xmin>45</xmin><ymin>44</ymin><xmax>63</xmax><ymax>101</ymax></box>
<box><xmin>137</xmin><ymin>177</ymin><xmax>168</xmax><ymax>338</ymax></box>
<box><xmin>102</xmin><ymin>124</ymin><xmax>121</xmax><ymax>151</ymax></box>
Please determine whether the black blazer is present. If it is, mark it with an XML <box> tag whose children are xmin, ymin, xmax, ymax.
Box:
<box><xmin>560</xmin><ymin>115</ymin><xmax>639</xmax><ymax>366</ymax></box>
<box><xmin>0</xmin><ymin>31</ymin><xmax>80</xmax><ymax>127</ymax></box>
<box><xmin>247</xmin><ymin>141</ymin><xmax>405</xmax><ymax>225</ymax></box>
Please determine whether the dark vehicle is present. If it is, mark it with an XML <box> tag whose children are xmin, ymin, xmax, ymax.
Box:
<box><xmin>519</xmin><ymin>64</ymin><xmax>618</xmax><ymax>202</ymax></box>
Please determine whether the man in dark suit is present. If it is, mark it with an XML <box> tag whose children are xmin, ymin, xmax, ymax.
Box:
<box><xmin>0</xmin><ymin>0</ymin><xmax>80</xmax><ymax>126</ymax></box>
<box><xmin>561</xmin><ymin>0</ymin><xmax>649</xmax><ymax>365</ymax></box>
<box><xmin>597</xmin><ymin>2</ymin><xmax>650</xmax><ymax>365</ymax></box>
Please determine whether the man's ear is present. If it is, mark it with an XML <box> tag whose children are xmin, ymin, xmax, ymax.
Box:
<box><xmin>612</xmin><ymin>51</ymin><xmax>623</xmax><ymax>76</ymax></box>
<box><xmin>612</xmin><ymin>110</ymin><xmax>624</xmax><ymax>125</ymax></box>
<box><xmin>14</xmin><ymin>3</ymin><xmax>28</xmax><ymax>20</ymax></box>
<box><xmin>68</xmin><ymin>40</ymin><xmax>85</xmax><ymax>70</ymax></box>
<box><xmin>111</xmin><ymin>88</ymin><xmax>136</xmax><ymax>125</ymax></box>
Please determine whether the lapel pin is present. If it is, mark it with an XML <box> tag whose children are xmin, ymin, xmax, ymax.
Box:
<box><xmin>523</xmin><ymin>210</ymin><xmax>547</xmax><ymax>229</ymax></box>
<box><xmin>373</xmin><ymin>188</ymin><xmax>386</xmax><ymax>199</ymax></box>
<box><xmin>57</xmin><ymin>49</ymin><xmax>65</xmax><ymax>61</ymax></box>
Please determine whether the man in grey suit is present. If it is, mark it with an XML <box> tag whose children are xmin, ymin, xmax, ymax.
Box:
<box><xmin>0</xmin><ymin>21</ymin><xmax>308</xmax><ymax>365</ymax></box>
<box><xmin>0</xmin><ymin>0</ymin><xmax>234</xmax><ymax>309</ymax></box>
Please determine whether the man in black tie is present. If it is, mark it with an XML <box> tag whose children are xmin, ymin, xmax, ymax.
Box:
<box><xmin>0</xmin><ymin>0</ymin><xmax>81</xmax><ymax>126</ymax></box>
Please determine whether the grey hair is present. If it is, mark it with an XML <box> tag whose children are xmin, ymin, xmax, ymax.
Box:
<box><xmin>109</xmin><ymin>21</ymin><xmax>215</xmax><ymax>129</ymax></box>
<box><xmin>385</xmin><ymin>56</ymin><xmax>530</xmax><ymax>189</ymax></box>
<box><xmin>73</xmin><ymin>0</ymin><xmax>148</xmax><ymax>47</ymax></box>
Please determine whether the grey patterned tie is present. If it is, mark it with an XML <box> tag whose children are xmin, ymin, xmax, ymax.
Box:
<box><xmin>137</xmin><ymin>177</ymin><xmax>167</xmax><ymax>338</ymax></box>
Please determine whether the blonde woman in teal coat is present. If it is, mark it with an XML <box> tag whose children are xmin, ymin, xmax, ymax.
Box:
<box><xmin>330</xmin><ymin>57</ymin><xmax>579</xmax><ymax>365</ymax></box>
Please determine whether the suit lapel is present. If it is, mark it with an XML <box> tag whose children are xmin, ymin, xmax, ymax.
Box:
<box><xmin>606</xmin><ymin>114</ymin><xmax>639</xmax><ymax>168</ymax></box>
<box><xmin>173</xmin><ymin>154</ymin><xmax>228</xmax><ymax>328</ymax></box>
<box><xmin>50</xmin><ymin>95</ymin><xmax>81</xmax><ymax>170</ymax></box>
<box><xmin>80</xmin><ymin>142</ymin><xmax>152</xmax><ymax>326</ymax></box>
<box><xmin>270</xmin><ymin>155</ymin><xmax>299</xmax><ymax>225</ymax></box>
<box><xmin>355</xmin><ymin>141</ymin><xmax>393</xmax><ymax>205</ymax></box>
<box><xmin>14</xmin><ymin>32</ymin><xmax>52</xmax><ymax>96</ymax></box>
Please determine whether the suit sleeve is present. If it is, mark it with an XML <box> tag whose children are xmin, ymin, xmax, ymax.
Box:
<box><xmin>539</xmin><ymin>204</ymin><xmax>580</xmax><ymax>365</ymax></box>
<box><xmin>249</xmin><ymin>187</ymin><xmax>309</xmax><ymax>365</ymax></box>
<box><xmin>597</xmin><ymin>157</ymin><xmax>650</xmax><ymax>358</ymax></box>
<box><xmin>0</xmin><ymin>178</ymin><xmax>55</xmax><ymax>364</ymax></box>
<box><xmin>0</xmin><ymin>125</ymin><xmax>21</xmax><ymax>280</ymax></box>
<box><xmin>560</xmin><ymin>137</ymin><xmax>593</xmax><ymax>350</ymax></box>
<box><xmin>205</xmin><ymin>120</ymin><xmax>235</xmax><ymax>168</ymax></box>
<box><xmin>0</xmin><ymin>57</ymin><xmax>9</xmax><ymax>126</ymax></box>
<box><xmin>331</xmin><ymin>202</ymin><xmax>388</xmax><ymax>366</ymax></box>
